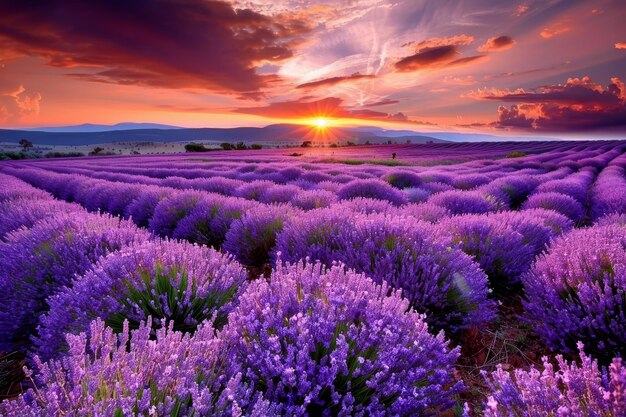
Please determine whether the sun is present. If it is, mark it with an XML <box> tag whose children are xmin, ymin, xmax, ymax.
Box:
<box><xmin>313</xmin><ymin>117</ymin><xmax>329</xmax><ymax>128</ymax></box>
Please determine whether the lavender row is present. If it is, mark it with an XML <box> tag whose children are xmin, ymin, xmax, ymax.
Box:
<box><xmin>0</xmin><ymin>175</ymin><xmax>471</xmax><ymax>415</ymax></box>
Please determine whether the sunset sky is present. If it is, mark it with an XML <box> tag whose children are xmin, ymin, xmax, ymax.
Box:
<box><xmin>1</xmin><ymin>0</ymin><xmax>625</xmax><ymax>137</ymax></box>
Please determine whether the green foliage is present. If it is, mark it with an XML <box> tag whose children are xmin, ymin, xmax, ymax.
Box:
<box><xmin>184</xmin><ymin>143</ymin><xmax>210</xmax><ymax>152</ymax></box>
<box><xmin>506</xmin><ymin>151</ymin><xmax>527</xmax><ymax>158</ymax></box>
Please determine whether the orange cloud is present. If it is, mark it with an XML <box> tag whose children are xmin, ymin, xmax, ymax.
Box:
<box><xmin>616</xmin><ymin>42</ymin><xmax>626</xmax><ymax>49</ymax></box>
<box><xmin>412</xmin><ymin>34</ymin><xmax>474</xmax><ymax>50</ymax></box>
<box><xmin>540</xmin><ymin>24</ymin><xmax>571</xmax><ymax>39</ymax></box>
<box><xmin>0</xmin><ymin>85</ymin><xmax>42</xmax><ymax>121</ymax></box>
<box><xmin>477</xmin><ymin>36</ymin><xmax>516</xmax><ymax>52</ymax></box>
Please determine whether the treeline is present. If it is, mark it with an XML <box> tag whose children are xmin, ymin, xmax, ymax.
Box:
<box><xmin>185</xmin><ymin>142</ymin><xmax>263</xmax><ymax>152</ymax></box>
<box><xmin>0</xmin><ymin>151</ymin><xmax>85</xmax><ymax>161</ymax></box>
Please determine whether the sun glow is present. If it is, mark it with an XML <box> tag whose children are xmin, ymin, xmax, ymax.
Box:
<box><xmin>313</xmin><ymin>117</ymin><xmax>329</xmax><ymax>128</ymax></box>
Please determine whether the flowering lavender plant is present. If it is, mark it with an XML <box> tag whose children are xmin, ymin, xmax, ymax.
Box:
<box><xmin>172</xmin><ymin>196</ymin><xmax>256</xmax><ymax>248</ymax></box>
<box><xmin>0</xmin><ymin>212</ymin><xmax>149</xmax><ymax>352</ymax></box>
<box><xmin>34</xmin><ymin>239</ymin><xmax>248</xmax><ymax>361</ymax></box>
<box><xmin>522</xmin><ymin>191</ymin><xmax>585</xmax><ymax>224</ymax></box>
<box><xmin>148</xmin><ymin>191</ymin><xmax>205</xmax><ymax>236</ymax></box>
<box><xmin>436</xmin><ymin>214</ymin><xmax>538</xmax><ymax>290</ymax></box>
<box><xmin>478</xmin><ymin>343</ymin><xmax>625</xmax><ymax>417</ymax></box>
<box><xmin>222</xmin><ymin>260</ymin><xmax>464</xmax><ymax>416</ymax></box>
<box><xmin>522</xmin><ymin>225</ymin><xmax>626</xmax><ymax>361</ymax></box>
<box><xmin>276</xmin><ymin>211</ymin><xmax>494</xmax><ymax>332</ymax></box>
<box><xmin>1</xmin><ymin>318</ymin><xmax>276</xmax><ymax>416</ymax></box>
<box><xmin>337</xmin><ymin>179</ymin><xmax>408</xmax><ymax>206</ymax></box>
<box><xmin>223</xmin><ymin>204</ymin><xmax>298</xmax><ymax>267</ymax></box>
<box><xmin>428</xmin><ymin>190</ymin><xmax>500</xmax><ymax>215</ymax></box>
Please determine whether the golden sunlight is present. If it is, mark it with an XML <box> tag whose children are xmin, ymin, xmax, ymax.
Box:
<box><xmin>313</xmin><ymin>117</ymin><xmax>329</xmax><ymax>128</ymax></box>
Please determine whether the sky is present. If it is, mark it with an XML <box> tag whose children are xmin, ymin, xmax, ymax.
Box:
<box><xmin>0</xmin><ymin>0</ymin><xmax>625</xmax><ymax>137</ymax></box>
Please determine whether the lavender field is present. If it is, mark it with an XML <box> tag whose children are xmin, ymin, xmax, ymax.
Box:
<box><xmin>1</xmin><ymin>141</ymin><xmax>625</xmax><ymax>416</ymax></box>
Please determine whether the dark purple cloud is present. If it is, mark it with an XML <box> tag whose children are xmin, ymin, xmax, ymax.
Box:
<box><xmin>0</xmin><ymin>0</ymin><xmax>313</xmax><ymax>95</ymax></box>
<box><xmin>364</xmin><ymin>99</ymin><xmax>400</xmax><ymax>107</ymax></box>
<box><xmin>469</xmin><ymin>76</ymin><xmax>626</xmax><ymax>132</ymax></box>
<box><xmin>394</xmin><ymin>45</ymin><xmax>459</xmax><ymax>71</ymax></box>
<box><xmin>296</xmin><ymin>73</ymin><xmax>375</xmax><ymax>89</ymax></box>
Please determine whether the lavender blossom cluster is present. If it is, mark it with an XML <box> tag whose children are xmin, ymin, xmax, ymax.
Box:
<box><xmin>476</xmin><ymin>343</ymin><xmax>625</xmax><ymax>417</ymax></box>
<box><xmin>221</xmin><ymin>260</ymin><xmax>464</xmax><ymax>416</ymax></box>
<box><xmin>523</xmin><ymin>224</ymin><xmax>626</xmax><ymax>361</ymax></box>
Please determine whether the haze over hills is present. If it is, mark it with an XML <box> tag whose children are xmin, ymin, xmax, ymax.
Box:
<box><xmin>27</xmin><ymin>122</ymin><xmax>184</xmax><ymax>133</ymax></box>
<box><xmin>0</xmin><ymin>123</ymin><xmax>561</xmax><ymax>146</ymax></box>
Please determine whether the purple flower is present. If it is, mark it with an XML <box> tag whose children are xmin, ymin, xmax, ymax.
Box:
<box><xmin>337</xmin><ymin>179</ymin><xmax>408</xmax><ymax>206</ymax></box>
<box><xmin>2</xmin><ymin>318</ymin><xmax>273</xmax><ymax>416</ymax></box>
<box><xmin>0</xmin><ymin>198</ymin><xmax>82</xmax><ymax>240</ymax></box>
<box><xmin>34</xmin><ymin>239</ymin><xmax>248</xmax><ymax>361</ymax></box>
<box><xmin>479</xmin><ymin>175</ymin><xmax>539</xmax><ymax>209</ymax></box>
<box><xmin>260</xmin><ymin>184</ymin><xmax>302</xmax><ymax>204</ymax></box>
<box><xmin>223</xmin><ymin>204</ymin><xmax>299</xmax><ymax>267</ymax></box>
<box><xmin>221</xmin><ymin>260</ymin><xmax>464</xmax><ymax>416</ymax></box>
<box><xmin>591</xmin><ymin>164</ymin><xmax>626</xmax><ymax>220</ymax></box>
<box><xmin>522</xmin><ymin>192</ymin><xmax>585</xmax><ymax>224</ymax></box>
<box><xmin>452</xmin><ymin>174</ymin><xmax>491</xmax><ymax>190</ymax></box>
<box><xmin>124</xmin><ymin>187</ymin><xmax>173</xmax><ymax>227</ymax></box>
<box><xmin>436</xmin><ymin>215</ymin><xmax>537</xmax><ymax>290</ymax></box>
<box><xmin>479</xmin><ymin>343</ymin><xmax>625</xmax><ymax>417</ymax></box>
<box><xmin>148</xmin><ymin>191</ymin><xmax>205</xmax><ymax>236</ymax></box>
<box><xmin>0</xmin><ymin>212</ymin><xmax>149</xmax><ymax>352</ymax></box>
<box><xmin>382</xmin><ymin>171</ymin><xmax>422</xmax><ymax>189</ymax></box>
<box><xmin>522</xmin><ymin>225</ymin><xmax>626</xmax><ymax>362</ymax></box>
<box><xmin>290</xmin><ymin>189</ymin><xmax>337</xmax><ymax>210</ymax></box>
<box><xmin>276</xmin><ymin>211</ymin><xmax>494</xmax><ymax>332</ymax></box>
<box><xmin>428</xmin><ymin>190</ymin><xmax>500</xmax><ymax>215</ymax></box>
<box><xmin>172</xmin><ymin>196</ymin><xmax>257</xmax><ymax>248</ymax></box>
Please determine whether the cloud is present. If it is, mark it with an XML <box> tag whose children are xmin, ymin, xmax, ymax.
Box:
<box><xmin>0</xmin><ymin>85</ymin><xmax>42</xmax><ymax>120</ymax></box>
<box><xmin>616</xmin><ymin>42</ymin><xmax>626</xmax><ymax>49</ymax></box>
<box><xmin>467</xmin><ymin>76</ymin><xmax>624</xmax><ymax>106</ymax></box>
<box><xmin>412</xmin><ymin>34</ymin><xmax>474</xmax><ymax>50</ymax></box>
<box><xmin>477</xmin><ymin>36</ymin><xmax>516</xmax><ymax>52</ymax></box>
<box><xmin>296</xmin><ymin>73</ymin><xmax>375</xmax><ymax>89</ymax></box>
<box><xmin>0</xmin><ymin>1</ymin><xmax>314</xmax><ymax>95</ymax></box>
<box><xmin>363</xmin><ymin>99</ymin><xmax>400</xmax><ymax>107</ymax></box>
<box><xmin>233</xmin><ymin>96</ymin><xmax>434</xmax><ymax>125</ymax></box>
<box><xmin>467</xmin><ymin>76</ymin><xmax>626</xmax><ymax>131</ymax></box>
<box><xmin>447</xmin><ymin>55</ymin><xmax>487</xmax><ymax>67</ymax></box>
<box><xmin>394</xmin><ymin>34</ymin><xmax>484</xmax><ymax>72</ymax></box>
<box><xmin>516</xmin><ymin>4</ymin><xmax>529</xmax><ymax>16</ymax></box>
<box><xmin>540</xmin><ymin>24</ymin><xmax>571</xmax><ymax>39</ymax></box>
<box><xmin>395</xmin><ymin>45</ymin><xmax>459</xmax><ymax>71</ymax></box>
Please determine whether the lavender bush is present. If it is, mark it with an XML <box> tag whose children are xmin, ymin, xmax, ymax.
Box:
<box><xmin>0</xmin><ymin>212</ymin><xmax>149</xmax><ymax>352</ymax></box>
<box><xmin>1</xmin><ymin>318</ymin><xmax>274</xmax><ymax>416</ymax></box>
<box><xmin>276</xmin><ymin>211</ymin><xmax>494</xmax><ymax>332</ymax></box>
<box><xmin>224</xmin><ymin>204</ymin><xmax>298</xmax><ymax>267</ymax></box>
<box><xmin>428</xmin><ymin>190</ymin><xmax>500</xmax><ymax>215</ymax></box>
<box><xmin>34</xmin><ymin>239</ymin><xmax>248</xmax><ymax>361</ymax></box>
<box><xmin>221</xmin><ymin>260</ymin><xmax>464</xmax><ymax>416</ymax></box>
<box><xmin>337</xmin><ymin>179</ymin><xmax>408</xmax><ymax>206</ymax></box>
<box><xmin>522</xmin><ymin>192</ymin><xmax>585</xmax><ymax>224</ymax></box>
<box><xmin>478</xmin><ymin>343</ymin><xmax>625</xmax><ymax>417</ymax></box>
<box><xmin>522</xmin><ymin>225</ymin><xmax>626</xmax><ymax>361</ymax></box>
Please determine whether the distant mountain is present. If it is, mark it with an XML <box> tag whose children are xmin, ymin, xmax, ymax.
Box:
<box><xmin>27</xmin><ymin>122</ymin><xmax>184</xmax><ymax>133</ymax></box>
<box><xmin>0</xmin><ymin>124</ymin><xmax>449</xmax><ymax>146</ymax></box>
<box><xmin>425</xmin><ymin>132</ymin><xmax>562</xmax><ymax>142</ymax></box>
